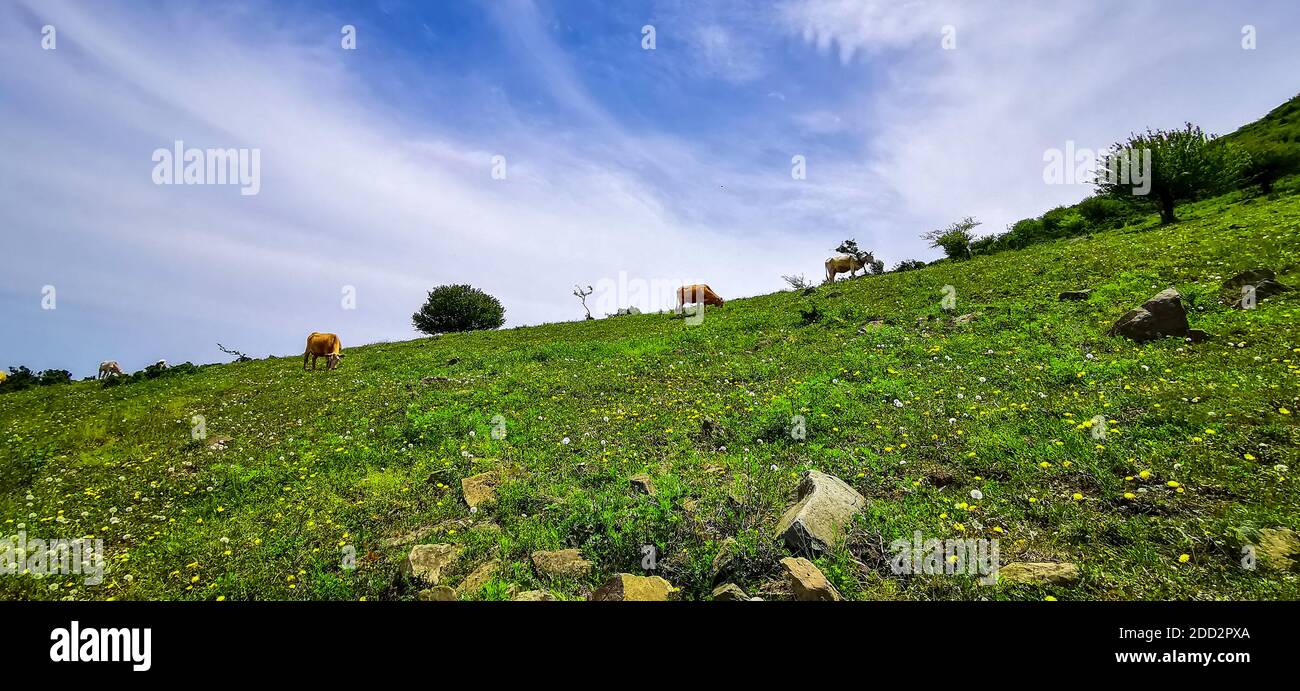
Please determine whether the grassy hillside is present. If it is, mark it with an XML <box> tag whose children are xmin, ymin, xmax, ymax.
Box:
<box><xmin>3</xmin><ymin>190</ymin><xmax>1299</xmax><ymax>601</ymax></box>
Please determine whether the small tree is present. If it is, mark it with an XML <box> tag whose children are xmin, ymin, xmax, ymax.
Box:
<box><xmin>834</xmin><ymin>239</ymin><xmax>871</xmax><ymax>261</ymax></box>
<box><xmin>573</xmin><ymin>284</ymin><xmax>595</xmax><ymax>320</ymax></box>
<box><xmin>922</xmin><ymin>217</ymin><xmax>980</xmax><ymax>260</ymax></box>
<box><xmin>868</xmin><ymin>259</ymin><xmax>885</xmax><ymax>275</ymax></box>
<box><xmin>782</xmin><ymin>274</ymin><xmax>813</xmax><ymax>291</ymax></box>
<box><xmin>1095</xmin><ymin>123</ymin><xmax>1248</xmax><ymax>224</ymax></box>
<box><xmin>412</xmin><ymin>284</ymin><xmax>506</xmax><ymax>335</ymax></box>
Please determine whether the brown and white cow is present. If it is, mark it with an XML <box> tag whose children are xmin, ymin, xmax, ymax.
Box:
<box><xmin>677</xmin><ymin>284</ymin><xmax>724</xmax><ymax>310</ymax></box>
<box><xmin>303</xmin><ymin>332</ymin><xmax>344</xmax><ymax>371</ymax></box>
<box><xmin>98</xmin><ymin>360</ymin><xmax>125</xmax><ymax>379</ymax></box>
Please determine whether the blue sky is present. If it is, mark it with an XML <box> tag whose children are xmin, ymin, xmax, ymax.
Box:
<box><xmin>2</xmin><ymin>0</ymin><xmax>1299</xmax><ymax>377</ymax></box>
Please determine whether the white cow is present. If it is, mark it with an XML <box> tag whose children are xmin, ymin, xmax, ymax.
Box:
<box><xmin>98</xmin><ymin>361</ymin><xmax>125</xmax><ymax>379</ymax></box>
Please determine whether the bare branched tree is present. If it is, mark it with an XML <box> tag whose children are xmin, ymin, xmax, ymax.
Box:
<box><xmin>573</xmin><ymin>284</ymin><xmax>595</xmax><ymax>320</ymax></box>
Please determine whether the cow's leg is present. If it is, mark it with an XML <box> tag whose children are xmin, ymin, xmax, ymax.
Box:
<box><xmin>303</xmin><ymin>352</ymin><xmax>309</xmax><ymax>370</ymax></box>
<box><xmin>311</xmin><ymin>355</ymin><xmax>318</xmax><ymax>370</ymax></box>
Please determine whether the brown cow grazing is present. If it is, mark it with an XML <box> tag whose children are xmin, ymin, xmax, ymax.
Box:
<box><xmin>98</xmin><ymin>360</ymin><xmax>125</xmax><ymax>379</ymax></box>
<box><xmin>824</xmin><ymin>253</ymin><xmax>873</xmax><ymax>283</ymax></box>
<box><xmin>677</xmin><ymin>284</ymin><xmax>724</xmax><ymax>310</ymax></box>
<box><xmin>303</xmin><ymin>332</ymin><xmax>344</xmax><ymax>371</ymax></box>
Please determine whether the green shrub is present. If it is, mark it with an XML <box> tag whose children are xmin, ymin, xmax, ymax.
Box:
<box><xmin>412</xmin><ymin>284</ymin><xmax>506</xmax><ymax>335</ymax></box>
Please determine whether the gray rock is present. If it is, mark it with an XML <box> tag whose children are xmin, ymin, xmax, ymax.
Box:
<box><xmin>1222</xmin><ymin>268</ymin><xmax>1276</xmax><ymax>291</ymax></box>
<box><xmin>1231</xmin><ymin>277</ymin><xmax>1292</xmax><ymax>308</ymax></box>
<box><xmin>1106</xmin><ymin>288</ymin><xmax>1192</xmax><ymax>342</ymax></box>
<box><xmin>1058</xmin><ymin>289</ymin><xmax>1092</xmax><ymax>301</ymax></box>
<box><xmin>774</xmin><ymin>470</ymin><xmax>866</xmax><ymax>556</ymax></box>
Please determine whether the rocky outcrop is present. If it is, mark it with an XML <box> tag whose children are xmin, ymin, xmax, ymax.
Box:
<box><xmin>774</xmin><ymin>471</ymin><xmax>866</xmax><ymax>556</ymax></box>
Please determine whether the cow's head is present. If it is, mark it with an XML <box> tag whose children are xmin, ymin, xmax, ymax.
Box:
<box><xmin>328</xmin><ymin>353</ymin><xmax>343</xmax><ymax>369</ymax></box>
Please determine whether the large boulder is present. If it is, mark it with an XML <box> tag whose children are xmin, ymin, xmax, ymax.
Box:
<box><xmin>530</xmin><ymin>548</ymin><xmax>593</xmax><ymax>579</ymax></box>
<box><xmin>779</xmin><ymin>557</ymin><xmax>841</xmax><ymax>601</ymax></box>
<box><xmin>774</xmin><ymin>471</ymin><xmax>867</xmax><ymax>556</ymax></box>
<box><xmin>402</xmin><ymin>543</ymin><xmax>461</xmax><ymax>585</ymax></box>
<box><xmin>591</xmin><ymin>574</ymin><xmax>674</xmax><ymax>601</ymax></box>
<box><xmin>1106</xmin><ymin>288</ymin><xmax>1200</xmax><ymax>342</ymax></box>
<box><xmin>997</xmin><ymin>561</ymin><xmax>1080</xmax><ymax>586</ymax></box>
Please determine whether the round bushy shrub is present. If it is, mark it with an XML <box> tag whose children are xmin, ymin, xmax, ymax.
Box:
<box><xmin>412</xmin><ymin>284</ymin><xmax>506</xmax><ymax>335</ymax></box>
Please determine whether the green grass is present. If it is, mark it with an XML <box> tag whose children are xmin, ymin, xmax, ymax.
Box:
<box><xmin>2</xmin><ymin>190</ymin><xmax>1298</xmax><ymax>601</ymax></box>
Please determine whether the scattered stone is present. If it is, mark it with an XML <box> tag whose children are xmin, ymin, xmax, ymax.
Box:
<box><xmin>629</xmin><ymin>474</ymin><xmax>656</xmax><ymax>496</ymax></box>
<box><xmin>710</xmin><ymin>537</ymin><xmax>740</xmax><ymax>585</ymax></box>
<box><xmin>1222</xmin><ymin>268</ymin><xmax>1276</xmax><ymax>292</ymax></box>
<box><xmin>779</xmin><ymin>557</ymin><xmax>841</xmax><ymax>601</ymax></box>
<box><xmin>591</xmin><ymin>574</ymin><xmax>674</xmax><ymax>601</ymax></box>
<box><xmin>418</xmin><ymin>586</ymin><xmax>457</xmax><ymax>601</ymax></box>
<box><xmin>774</xmin><ymin>470</ymin><xmax>867</xmax><ymax>556</ymax></box>
<box><xmin>402</xmin><ymin>543</ymin><xmax>461</xmax><ymax>585</ymax></box>
<box><xmin>997</xmin><ymin>561</ymin><xmax>1081</xmax><ymax>586</ymax></box>
<box><xmin>457</xmin><ymin>559</ymin><xmax>500</xmax><ymax>597</ymax></box>
<box><xmin>1058</xmin><ymin>289</ymin><xmax>1092</xmax><ymax>301</ymax></box>
<box><xmin>511</xmin><ymin>590</ymin><xmax>557</xmax><ymax>601</ymax></box>
<box><xmin>711</xmin><ymin>583</ymin><xmax>750</xmax><ymax>601</ymax></box>
<box><xmin>954</xmin><ymin>313</ymin><xmax>977</xmax><ymax>324</ymax></box>
<box><xmin>1106</xmin><ymin>288</ymin><xmax>1195</xmax><ymax>342</ymax></box>
<box><xmin>531</xmin><ymin>548</ymin><xmax>593</xmax><ymax>579</ymax></box>
<box><xmin>205</xmin><ymin>435</ymin><xmax>232</xmax><ymax>450</ymax></box>
<box><xmin>1257</xmin><ymin>527</ymin><xmax>1300</xmax><ymax>572</ymax></box>
<box><xmin>1229</xmin><ymin>274</ymin><xmax>1292</xmax><ymax>308</ymax></box>
<box><xmin>461</xmin><ymin>471</ymin><xmax>500</xmax><ymax>509</ymax></box>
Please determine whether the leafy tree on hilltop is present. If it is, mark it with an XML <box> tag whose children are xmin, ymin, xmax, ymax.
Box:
<box><xmin>922</xmin><ymin>217</ymin><xmax>981</xmax><ymax>260</ymax></box>
<box><xmin>1096</xmin><ymin>123</ymin><xmax>1249</xmax><ymax>224</ymax></box>
<box><xmin>412</xmin><ymin>284</ymin><xmax>506</xmax><ymax>335</ymax></box>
